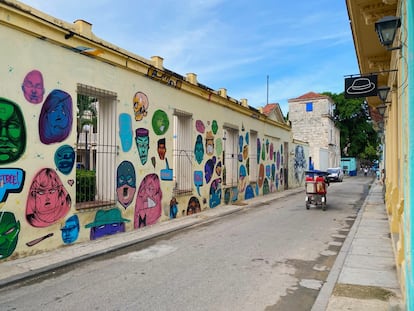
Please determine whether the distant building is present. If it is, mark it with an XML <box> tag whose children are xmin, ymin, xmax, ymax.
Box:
<box><xmin>288</xmin><ymin>92</ymin><xmax>340</xmax><ymax>171</ymax></box>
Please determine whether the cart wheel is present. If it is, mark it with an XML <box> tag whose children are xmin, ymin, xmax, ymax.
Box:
<box><xmin>306</xmin><ymin>204</ymin><xmax>310</xmax><ymax>210</ymax></box>
<box><xmin>322</xmin><ymin>203</ymin><xmax>326</xmax><ymax>211</ymax></box>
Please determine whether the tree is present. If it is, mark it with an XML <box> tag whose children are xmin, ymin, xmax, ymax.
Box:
<box><xmin>322</xmin><ymin>92</ymin><xmax>380</xmax><ymax>164</ymax></box>
<box><xmin>76</xmin><ymin>94</ymin><xmax>97</xmax><ymax>145</ymax></box>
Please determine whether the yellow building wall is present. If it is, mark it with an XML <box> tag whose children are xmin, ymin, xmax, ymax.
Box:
<box><xmin>0</xmin><ymin>2</ymin><xmax>307</xmax><ymax>261</ymax></box>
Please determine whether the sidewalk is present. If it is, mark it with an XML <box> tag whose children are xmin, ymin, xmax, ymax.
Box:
<box><xmin>312</xmin><ymin>180</ymin><xmax>405</xmax><ymax>311</ymax></box>
<box><xmin>0</xmin><ymin>181</ymin><xmax>405</xmax><ymax>310</ymax></box>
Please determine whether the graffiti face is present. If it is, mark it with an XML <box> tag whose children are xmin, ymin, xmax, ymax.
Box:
<box><xmin>135</xmin><ymin>128</ymin><xmax>149</xmax><ymax>165</ymax></box>
<box><xmin>152</xmin><ymin>109</ymin><xmax>169</xmax><ymax>135</ymax></box>
<box><xmin>157</xmin><ymin>138</ymin><xmax>166</xmax><ymax>160</ymax></box>
<box><xmin>133</xmin><ymin>92</ymin><xmax>149</xmax><ymax>121</ymax></box>
<box><xmin>194</xmin><ymin>135</ymin><xmax>204</xmax><ymax>164</ymax></box>
<box><xmin>119</xmin><ymin>113</ymin><xmax>133</xmax><ymax>152</ymax></box>
<box><xmin>116</xmin><ymin>161</ymin><xmax>136</xmax><ymax>208</ymax></box>
<box><xmin>211</xmin><ymin>120</ymin><xmax>218</xmax><ymax>135</ymax></box>
<box><xmin>294</xmin><ymin>145</ymin><xmax>306</xmax><ymax>183</ymax></box>
<box><xmin>0</xmin><ymin>211</ymin><xmax>20</xmax><ymax>259</ymax></box>
<box><xmin>209</xmin><ymin>178</ymin><xmax>222</xmax><ymax>208</ymax></box>
<box><xmin>238</xmin><ymin>165</ymin><xmax>247</xmax><ymax>193</ymax></box>
<box><xmin>54</xmin><ymin>145</ymin><xmax>75</xmax><ymax>175</ymax></box>
<box><xmin>39</xmin><ymin>90</ymin><xmax>72</xmax><ymax>144</ymax></box>
<box><xmin>0</xmin><ymin>98</ymin><xmax>26</xmax><ymax>164</ymax></box>
<box><xmin>85</xmin><ymin>208</ymin><xmax>129</xmax><ymax>240</ymax></box>
<box><xmin>170</xmin><ymin>197</ymin><xmax>178</xmax><ymax>219</ymax></box>
<box><xmin>134</xmin><ymin>174</ymin><xmax>162</xmax><ymax>228</ymax></box>
<box><xmin>205</xmin><ymin>156</ymin><xmax>216</xmax><ymax>184</ymax></box>
<box><xmin>187</xmin><ymin>196</ymin><xmax>201</xmax><ymax>215</ymax></box>
<box><xmin>22</xmin><ymin>70</ymin><xmax>44</xmax><ymax>104</ymax></box>
<box><xmin>26</xmin><ymin>168</ymin><xmax>71</xmax><ymax>227</ymax></box>
<box><xmin>205</xmin><ymin>131</ymin><xmax>214</xmax><ymax>156</ymax></box>
<box><xmin>60</xmin><ymin>214</ymin><xmax>79</xmax><ymax>244</ymax></box>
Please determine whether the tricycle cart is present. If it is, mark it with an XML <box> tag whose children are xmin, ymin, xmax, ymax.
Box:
<box><xmin>305</xmin><ymin>170</ymin><xmax>329</xmax><ymax>211</ymax></box>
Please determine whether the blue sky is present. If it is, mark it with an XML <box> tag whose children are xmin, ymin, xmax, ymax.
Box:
<box><xmin>20</xmin><ymin>0</ymin><xmax>359</xmax><ymax>115</ymax></box>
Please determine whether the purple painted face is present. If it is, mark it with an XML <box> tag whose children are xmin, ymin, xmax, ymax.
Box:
<box><xmin>22</xmin><ymin>70</ymin><xmax>45</xmax><ymax>104</ymax></box>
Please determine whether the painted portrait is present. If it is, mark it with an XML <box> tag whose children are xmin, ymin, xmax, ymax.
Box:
<box><xmin>39</xmin><ymin>89</ymin><xmax>73</xmax><ymax>144</ymax></box>
<box><xmin>60</xmin><ymin>214</ymin><xmax>80</xmax><ymax>244</ymax></box>
<box><xmin>85</xmin><ymin>208</ymin><xmax>129</xmax><ymax>240</ymax></box>
<box><xmin>0</xmin><ymin>211</ymin><xmax>20</xmax><ymax>260</ymax></box>
<box><xmin>21</xmin><ymin>69</ymin><xmax>45</xmax><ymax>104</ymax></box>
<box><xmin>116</xmin><ymin>161</ymin><xmax>136</xmax><ymax>209</ymax></box>
<box><xmin>135</xmin><ymin>128</ymin><xmax>149</xmax><ymax>165</ymax></box>
<box><xmin>134</xmin><ymin>174</ymin><xmax>162</xmax><ymax>228</ymax></box>
<box><xmin>54</xmin><ymin>144</ymin><xmax>75</xmax><ymax>175</ymax></box>
<box><xmin>26</xmin><ymin>168</ymin><xmax>71</xmax><ymax>227</ymax></box>
<box><xmin>0</xmin><ymin>98</ymin><xmax>26</xmax><ymax>164</ymax></box>
<box><xmin>133</xmin><ymin>91</ymin><xmax>149</xmax><ymax>121</ymax></box>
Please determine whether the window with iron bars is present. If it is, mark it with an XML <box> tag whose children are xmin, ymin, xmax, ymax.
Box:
<box><xmin>173</xmin><ymin>111</ymin><xmax>193</xmax><ymax>196</ymax></box>
<box><xmin>75</xmin><ymin>84</ymin><xmax>118</xmax><ymax>210</ymax></box>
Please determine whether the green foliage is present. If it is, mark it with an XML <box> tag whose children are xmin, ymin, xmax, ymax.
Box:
<box><xmin>76</xmin><ymin>169</ymin><xmax>96</xmax><ymax>202</ymax></box>
<box><xmin>322</xmin><ymin>92</ymin><xmax>380</xmax><ymax>163</ymax></box>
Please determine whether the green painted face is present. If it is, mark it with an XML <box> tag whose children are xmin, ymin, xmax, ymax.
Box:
<box><xmin>0</xmin><ymin>212</ymin><xmax>20</xmax><ymax>259</ymax></box>
<box><xmin>0</xmin><ymin>99</ymin><xmax>26</xmax><ymax>164</ymax></box>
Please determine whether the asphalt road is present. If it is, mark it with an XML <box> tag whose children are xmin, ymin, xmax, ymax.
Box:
<box><xmin>0</xmin><ymin>176</ymin><xmax>372</xmax><ymax>311</ymax></box>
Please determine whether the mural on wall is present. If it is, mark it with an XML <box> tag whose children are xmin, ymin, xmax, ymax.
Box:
<box><xmin>211</xmin><ymin>120</ymin><xmax>218</xmax><ymax>135</ymax></box>
<box><xmin>21</xmin><ymin>69</ymin><xmax>44</xmax><ymax>104</ymax></box>
<box><xmin>157</xmin><ymin>138</ymin><xmax>166</xmax><ymax>160</ymax></box>
<box><xmin>245</xmin><ymin>184</ymin><xmax>254</xmax><ymax>199</ymax></box>
<box><xmin>0</xmin><ymin>168</ymin><xmax>25</xmax><ymax>203</ymax></box>
<box><xmin>0</xmin><ymin>98</ymin><xmax>26</xmax><ymax>164</ymax></box>
<box><xmin>60</xmin><ymin>214</ymin><xmax>80</xmax><ymax>244</ymax></box>
<box><xmin>119</xmin><ymin>113</ymin><xmax>133</xmax><ymax>152</ymax></box>
<box><xmin>85</xmin><ymin>208</ymin><xmax>129</xmax><ymax>240</ymax></box>
<box><xmin>54</xmin><ymin>145</ymin><xmax>75</xmax><ymax>175</ymax></box>
<box><xmin>134</xmin><ymin>173</ymin><xmax>162</xmax><ymax>228</ymax></box>
<box><xmin>169</xmin><ymin>197</ymin><xmax>178</xmax><ymax>219</ymax></box>
<box><xmin>204</xmin><ymin>156</ymin><xmax>216</xmax><ymax>184</ymax></box>
<box><xmin>152</xmin><ymin>109</ymin><xmax>169</xmax><ymax>135</ymax></box>
<box><xmin>215</xmin><ymin>138</ymin><xmax>222</xmax><ymax>157</ymax></box>
<box><xmin>26</xmin><ymin>168</ymin><xmax>71</xmax><ymax>227</ymax></box>
<box><xmin>194</xmin><ymin>134</ymin><xmax>204</xmax><ymax>164</ymax></box>
<box><xmin>196</xmin><ymin>120</ymin><xmax>205</xmax><ymax>133</ymax></box>
<box><xmin>135</xmin><ymin>128</ymin><xmax>149</xmax><ymax>165</ymax></box>
<box><xmin>187</xmin><ymin>196</ymin><xmax>201</xmax><ymax>215</ymax></box>
<box><xmin>0</xmin><ymin>211</ymin><xmax>20</xmax><ymax>259</ymax></box>
<box><xmin>116</xmin><ymin>161</ymin><xmax>136</xmax><ymax>209</ymax></box>
<box><xmin>294</xmin><ymin>145</ymin><xmax>306</xmax><ymax>184</ymax></box>
<box><xmin>209</xmin><ymin>178</ymin><xmax>222</xmax><ymax>208</ymax></box>
<box><xmin>256</xmin><ymin>138</ymin><xmax>261</xmax><ymax>164</ymax></box>
<box><xmin>39</xmin><ymin>89</ymin><xmax>73</xmax><ymax>144</ymax></box>
<box><xmin>205</xmin><ymin>131</ymin><xmax>214</xmax><ymax>156</ymax></box>
<box><xmin>238</xmin><ymin>165</ymin><xmax>247</xmax><ymax>193</ymax></box>
<box><xmin>194</xmin><ymin>171</ymin><xmax>203</xmax><ymax>196</ymax></box>
<box><xmin>133</xmin><ymin>91</ymin><xmax>149</xmax><ymax>121</ymax></box>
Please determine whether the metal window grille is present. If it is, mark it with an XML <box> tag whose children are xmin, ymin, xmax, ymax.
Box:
<box><xmin>173</xmin><ymin>113</ymin><xmax>193</xmax><ymax>195</ymax></box>
<box><xmin>76</xmin><ymin>84</ymin><xmax>118</xmax><ymax>210</ymax></box>
<box><xmin>223</xmin><ymin>128</ymin><xmax>238</xmax><ymax>186</ymax></box>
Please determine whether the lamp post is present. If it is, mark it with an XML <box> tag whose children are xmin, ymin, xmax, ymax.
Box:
<box><xmin>374</xmin><ymin>16</ymin><xmax>402</xmax><ymax>50</ymax></box>
<box><xmin>83</xmin><ymin>124</ymin><xmax>90</xmax><ymax>170</ymax></box>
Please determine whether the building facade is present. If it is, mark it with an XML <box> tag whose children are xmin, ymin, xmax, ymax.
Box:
<box><xmin>288</xmin><ymin>92</ymin><xmax>341</xmax><ymax>171</ymax></box>
<box><xmin>0</xmin><ymin>1</ymin><xmax>309</xmax><ymax>261</ymax></box>
<box><xmin>346</xmin><ymin>0</ymin><xmax>413</xmax><ymax>308</ymax></box>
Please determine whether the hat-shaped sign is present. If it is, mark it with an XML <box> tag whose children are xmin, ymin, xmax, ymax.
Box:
<box><xmin>344</xmin><ymin>75</ymin><xmax>378</xmax><ymax>99</ymax></box>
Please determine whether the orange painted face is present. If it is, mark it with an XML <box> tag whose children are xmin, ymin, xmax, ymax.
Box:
<box><xmin>258</xmin><ymin>164</ymin><xmax>265</xmax><ymax>188</ymax></box>
<box><xmin>133</xmin><ymin>92</ymin><xmax>149</xmax><ymax>121</ymax></box>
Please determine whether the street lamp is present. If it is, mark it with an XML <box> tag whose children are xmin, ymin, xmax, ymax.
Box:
<box><xmin>374</xmin><ymin>16</ymin><xmax>402</xmax><ymax>50</ymax></box>
<box><xmin>83</xmin><ymin>124</ymin><xmax>90</xmax><ymax>170</ymax></box>
<box><xmin>376</xmin><ymin>105</ymin><xmax>387</xmax><ymax>117</ymax></box>
<box><xmin>377</xmin><ymin>86</ymin><xmax>391</xmax><ymax>103</ymax></box>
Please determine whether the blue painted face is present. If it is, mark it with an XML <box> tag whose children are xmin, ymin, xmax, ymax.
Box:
<box><xmin>60</xmin><ymin>215</ymin><xmax>79</xmax><ymax>244</ymax></box>
<box><xmin>194</xmin><ymin>135</ymin><xmax>204</xmax><ymax>164</ymax></box>
<box><xmin>55</xmin><ymin>145</ymin><xmax>75</xmax><ymax>175</ymax></box>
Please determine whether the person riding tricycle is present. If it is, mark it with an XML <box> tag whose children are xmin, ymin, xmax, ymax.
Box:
<box><xmin>305</xmin><ymin>170</ymin><xmax>329</xmax><ymax>211</ymax></box>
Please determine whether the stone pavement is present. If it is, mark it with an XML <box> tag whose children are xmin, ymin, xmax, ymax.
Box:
<box><xmin>0</xmin><ymin>180</ymin><xmax>405</xmax><ymax>310</ymax></box>
<box><xmin>312</xmin><ymin>180</ymin><xmax>405</xmax><ymax>311</ymax></box>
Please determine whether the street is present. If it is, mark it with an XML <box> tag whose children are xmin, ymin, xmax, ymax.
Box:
<box><xmin>0</xmin><ymin>176</ymin><xmax>373</xmax><ymax>311</ymax></box>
